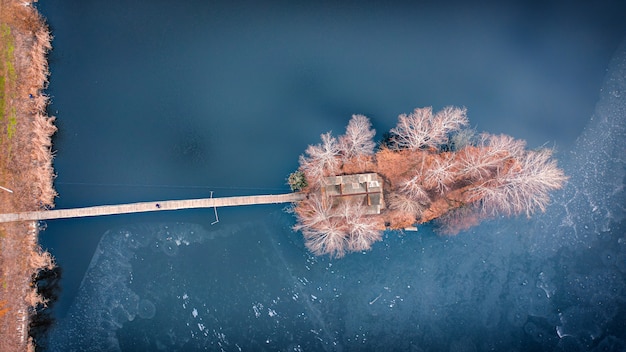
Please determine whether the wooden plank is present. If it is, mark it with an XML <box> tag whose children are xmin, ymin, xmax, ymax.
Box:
<box><xmin>0</xmin><ymin>193</ymin><xmax>305</xmax><ymax>223</ymax></box>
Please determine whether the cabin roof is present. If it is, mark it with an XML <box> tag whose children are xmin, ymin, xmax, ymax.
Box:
<box><xmin>322</xmin><ymin>173</ymin><xmax>384</xmax><ymax>215</ymax></box>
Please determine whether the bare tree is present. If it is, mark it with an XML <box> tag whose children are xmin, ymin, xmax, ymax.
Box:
<box><xmin>458</xmin><ymin>147</ymin><xmax>504</xmax><ymax>181</ymax></box>
<box><xmin>293</xmin><ymin>194</ymin><xmax>351</xmax><ymax>257</ymax></box>
<box><xmin>483</xmin><ymin>133</ymin><xmax>526</xmax><ymax>157</ymax></box>
<box><xmin>339</xmin><ymin>114</ymin><xmax>376</xmax><ymax>159</ymax></box>
<box><xmin>294</xmin><ymin>196</ymin><xmax>383</xmax><ymax>256</ymax></box>
<box><xmin>398</xmin><ymin>175</ymin><xmax>431</xmax><ymax>204</ymax></box>
<box><xmin>386</xmin><ymin>192</ymin><xmax>426</xmax><ymax>216</ymax></box>
<box><xmin>389</xmin><ymin>106</ymin><xmax>469</xmax><ymax>150</ymax></box>
<box><xmin>458</xmin><ymin>133</ymin><xmax>526</xmax><ymax>180</ymax></box>
<box><xmin>348</xmin><ymin>224</ymin><xmax>382</xmax><ymax>252</ymax></box>
<box><xmin>470</xmin><ymin>148</ymin><xmax>567</xmax><ymax>217</ymax></box>
<box><xmin>389</xmin><ymin>107</ymin><xmax>433</xmax><ymax>150</ymax></box>
<box><xmin>319</xmin><ymin>132</ymin><xmax>341</xmax><ymax>170</ymax></box>
<box><xmin>298</xmin><ymin>132</ymin><xmax>341</xmax><ymax>183</ymax></box>
<box><xmin>428</xmin><ymin>106</ymin><xmax>469</xmax><ymax>148</ymax></box>
<box><xmin>293</xmin><ymin>194</ymin><xmax>333</xmax><ymax>230</ymax></box>
<box><xmin>422</xmin><ymin>154</ymin><xmax>457</xmax><ymax>193</ymax></box>
<box><xmin>335</xmin><ymin>200</ymin><xmax>382</xmax><ymax>252</ymax></box>
<box><xmin>458</xmin><ymin>133</ymin><xmax>527</xmax><ymax>181</ymax></box>
<box><xmin>301</xmin><ymin>219</ymin><xmax>349</xmax><ymax>258</ymax></box>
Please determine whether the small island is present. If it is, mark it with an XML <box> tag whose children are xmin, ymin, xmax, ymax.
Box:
<box><xmin>288</xmin><ymin>107</ymin><xmax>567</xmax><ymax>257</ymax></box>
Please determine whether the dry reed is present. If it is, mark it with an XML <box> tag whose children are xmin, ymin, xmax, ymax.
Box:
<box><xmin>0</xmin><ymin>1</ymin><xmax>57</xmax><ymax>350</ymax></box>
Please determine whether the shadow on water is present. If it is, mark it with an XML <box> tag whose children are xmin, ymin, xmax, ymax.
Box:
<box><xmin>29</xmin><ymin>266</ymin><xmax>62</xmax><ymax>352</ymax></box>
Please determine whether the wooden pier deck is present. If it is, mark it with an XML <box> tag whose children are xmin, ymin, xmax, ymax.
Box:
<box><xmin>0</xmin><ymin>193</ymin><xmax>305</xmax><ymax>223</ymax></box>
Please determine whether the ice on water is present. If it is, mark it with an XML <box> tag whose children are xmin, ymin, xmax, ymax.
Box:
<box><xmin>48</xmin><ymin>219</ymin><xmax>340</xmax><ymax>351</ymax></box>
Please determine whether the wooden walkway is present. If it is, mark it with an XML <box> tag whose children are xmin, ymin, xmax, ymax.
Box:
<box><xmin>0</xmin><ymin>193</ymin><xmax>305</xmax><ymax>223</ymax></box>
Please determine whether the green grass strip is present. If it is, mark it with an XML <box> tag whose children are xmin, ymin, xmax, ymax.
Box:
<box><xmin>1</xmin><ymin>23</ymin><xmax>17</xmax><ymax>145</ymax></box>
<box><xmin>7</xmin><ymin>107</ymin><xmax>16</xmax><ymax>140</ymax></box>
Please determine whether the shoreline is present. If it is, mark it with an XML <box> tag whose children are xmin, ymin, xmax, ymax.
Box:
<box><xmin>0</xmin><ymin>0</ymin><xmax>57</xmax><ymax>351</ymax></box>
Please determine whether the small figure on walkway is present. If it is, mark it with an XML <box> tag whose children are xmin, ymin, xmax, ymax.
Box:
<box><xmin>155</xmin><ymin>203</ymin><xmax>161</xmax><ymax>208</ymax></box>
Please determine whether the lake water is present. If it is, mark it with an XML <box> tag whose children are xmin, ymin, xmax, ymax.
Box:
<box><xmin>36</xmin><ymin>1</ymin><xmax>626</xmax><ymax>351</ymax></box>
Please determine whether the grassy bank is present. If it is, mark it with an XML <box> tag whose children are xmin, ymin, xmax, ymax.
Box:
<box><xmin>0</xmin><ymin>0</ymin><xmax>57</xmax><ymax>351</ymax></box>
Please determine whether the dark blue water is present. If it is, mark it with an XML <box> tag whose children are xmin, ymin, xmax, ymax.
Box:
<box><xmin>36</xmin><ymin>1</ymin><xmax>626</xmax><ymax>351</ymax></box>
